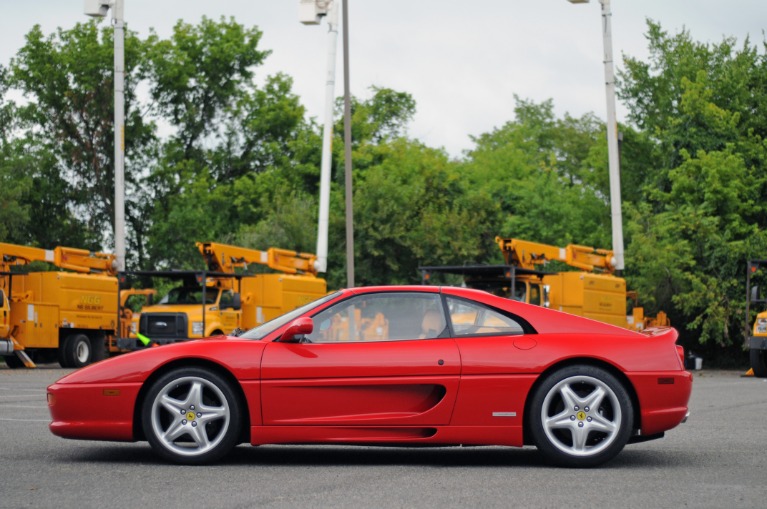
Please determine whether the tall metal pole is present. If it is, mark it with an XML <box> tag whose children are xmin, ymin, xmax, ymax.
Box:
<box><xmin>341</xmin><ymin>0</ymin><xmax>355</xmax><ymax>287</ymax></box>
<box><xmin>113</xmin><ymin>0</ymin><xmax>126</xmax><ymax>272</ymax></box>
<box><xmin>600</xmin><ymin>0</ymin><xmax>624</xmax><ymax>271</ymax></box>
<box><xmin>314</xmin><ymin>0</ymin><xmax>339</xmax><ymax>274</ymax></box>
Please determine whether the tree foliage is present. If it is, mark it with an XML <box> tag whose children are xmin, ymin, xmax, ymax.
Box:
<box><xmin>460</xmin><ymin>97</ymin><xmax>612</xmax><ymax>249</ymax></box>
<box><xmin>619</xmin><ymin>21</ymin><xmax>767</xmax><ymax>346</ymax></box>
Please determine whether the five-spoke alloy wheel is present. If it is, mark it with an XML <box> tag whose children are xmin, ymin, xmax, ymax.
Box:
<box><xmin>530</xmin><ymin>365</ymin><xmax>633</xmax><ymax>467</ymax></box>
<box><xmin>141</xmin><ymin>367</ymin><xmax>242</xmax><ymax>464</ymax></box>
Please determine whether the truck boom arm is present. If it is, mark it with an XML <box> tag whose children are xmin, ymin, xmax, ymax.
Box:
<box><xmin>197</xmin><ymin>242</ymin><xmax>318</xmax><ymax>276</ymax></box>
<box><xmin>495</xmin><ymin>237</ymin><xmax>616</xmax><ymax>274</ymax></box>
<box><xmin>0</xmin><ymin>243</ymin><xmax>117</xmax><ymax>275</ymax></box>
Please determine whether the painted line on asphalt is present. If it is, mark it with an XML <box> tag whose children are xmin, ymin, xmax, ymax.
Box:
<box><xmin>0</xmin><ymin>417</ymin><xmax>50</xmax><ymax>422</ymax></box>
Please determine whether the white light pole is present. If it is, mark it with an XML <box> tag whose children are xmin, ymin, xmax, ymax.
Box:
<box><xmin>84</xmin><ymin>0</ymin><xmax>126</xmax><ymax>272</ymax></box>
<box><xmin>567</xmin><ymin>0</ymin><xmax>624</xmax><ymax>271</ymax></box>
<box><xmin>340</xmin><ymin>0</ymin><xmax>355</xmax><ymax>288</ymax></box>
<box><xmin>299</xmin><ymin>0</ymin><xmax>338</xmax><ymax>275</ymax></box>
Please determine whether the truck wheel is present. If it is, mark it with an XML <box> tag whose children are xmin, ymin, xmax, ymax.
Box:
<box><xmin>63</xmin><ymin>334</ymin><xmax>92</xmax><ymax>368</ymax></box>
<box><xmin>529</xmin><ymin>365</ymin><xmax>634</xmax><ymax>468</ymax></box>
<box><xmin>3</xmin><ymin>355</ymin><xmax>23</xmax><ymax>369</ymax></box>
<box><xmin>91</xmin><ymin>336</ymin><xmax>107</xmax><ymax>362</ymax></box>
<box><xmin>750</xmin><ymin>349</ymin><xmax>767</xmax><ymax>378</ymax></box>
<box><xmin>57</xmin><ymin>339</ymin><xmax>70</xmax><ymax>368</ymax></box>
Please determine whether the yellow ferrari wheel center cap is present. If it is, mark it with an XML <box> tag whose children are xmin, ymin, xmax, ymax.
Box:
<box><xmin>186</xmin><ymin>411</ymin><xmax>196</xmax><ymax>421</ymax></box>
<box><xmin>576</xmin><ymin>411</ymin><xmax>587</xmax><ymax>421</ymax></box>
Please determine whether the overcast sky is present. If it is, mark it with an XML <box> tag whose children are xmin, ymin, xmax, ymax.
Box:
<box><xmin>1</xmin><ymin>1</ymin><xmax>764</xmax><ymax>156</ymax></box>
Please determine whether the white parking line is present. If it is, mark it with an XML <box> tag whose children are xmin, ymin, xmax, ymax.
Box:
<box><xmin>0</xmin><ymin>418</ymin><xmax>50</xmax><ymax>422</ymax></box>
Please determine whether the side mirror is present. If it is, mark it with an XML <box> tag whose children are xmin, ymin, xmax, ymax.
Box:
<box><xmin>220</xmin><ymin>293</ymin><xmax>242</xmax><ymax>310</ymax></box>
<box><xmin>280</xmin><ymin>317</ymin><xmax>314</xmax><ymax>343</ymax></box>
<box><xmin>0</xmin><ymin>289</ymin><xmax>4</xmax><ymax>308</ymax></box>
<box><xmin>752</xmin><ymin>285</ymin><xmax>760</xmax><ymax>302</ymax></box>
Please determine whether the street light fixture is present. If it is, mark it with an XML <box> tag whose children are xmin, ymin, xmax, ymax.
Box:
<box><xmin>84</xmin><ymin>0</ymin><xmax>126</xmax><ymax>272</ymax></box>
<box><xmin>567</xmin><ymin>0</ymin><xmax>625</xmax><ymax>271</ymax></box>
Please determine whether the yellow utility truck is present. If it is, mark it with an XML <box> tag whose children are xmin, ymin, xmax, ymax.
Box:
<box><xmin>420</xmin><ymin>236</ymin><xmax>667</xmax><ymax>331</ymax></box>
<box><xmin>122</xmin><ymin>242</ymin><xmax>327</xmax><ymax>347</ymax></box>
<box><xmin>746</xmin><ymin>260</ymin><xmax>767</xmax><ymax>377</ymax></box>
<box><xmin>0</xmin><ymin>243</ymin><xmax>119</xmax><ymax>368</ymax></box>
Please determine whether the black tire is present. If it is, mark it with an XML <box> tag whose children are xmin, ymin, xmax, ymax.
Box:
<box><xmin>529</xmin><ymin>365</ymin><xmax>634</xmax><ymax>468</ymax></box>
<box><xmin>62</xmin><ymin>334</ymin><xmax>92</xmax><ymax>368</ymax></box>
<box><xmin>3</xmin><ymin>355</ymin><xmax>23</xmax><ymax>369</ymax></box>
<box><xmin>750</xmin><ymin>349</ymin><xmax>767</xmax><ymax>378</ymax></box>
<box><xmin>57</xmin><ymin>337</ymin><xmax>71</xmax><ymax>368</ymax></box>
<box><xmin>141</xmin><ymin>367</ymin><xmax>242</xmax><ymax>465</ymax></box>
<box><xmin>32</xmin><ymin>349</ymin><xmax>58</xmax><ymax>365</ymax></box>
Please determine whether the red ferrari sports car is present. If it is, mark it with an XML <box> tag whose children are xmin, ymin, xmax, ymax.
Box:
<box><xmin>47</xmin><ymin>286</ymin><xmax>691</xmax><ymax>467</ymax></box>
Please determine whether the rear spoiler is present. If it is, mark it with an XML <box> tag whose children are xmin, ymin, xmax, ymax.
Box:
<box><xmin>638</xmin><ymin>326</ymin><xmax>678</xmax><ymax>341</ymax></box>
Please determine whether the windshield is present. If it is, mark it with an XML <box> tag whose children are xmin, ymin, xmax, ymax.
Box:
<box><xmin>239</xmin><ymin>291</ymin><xmax>342</xmax><ymax>340</ymax></box>
<box><xmin>159</xmin><ymin>286</ymin><xmax>219</xmax><ymax>305</ymax></box>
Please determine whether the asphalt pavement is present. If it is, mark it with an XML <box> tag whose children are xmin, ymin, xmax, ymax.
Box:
<box><xmin>1</xmin><ymin>366</ymin><xmax>766</xmax><ymax>509</ymax></box>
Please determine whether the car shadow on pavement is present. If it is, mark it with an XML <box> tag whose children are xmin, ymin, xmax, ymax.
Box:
<box><xmin>62</xmin><ymin>443</ymin><xmax>688</xmax><ymax>469</ymax></box>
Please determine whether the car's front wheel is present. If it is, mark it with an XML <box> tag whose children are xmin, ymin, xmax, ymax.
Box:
<box><xmin>141</xmin><ymin>367</ymin><xmax>242</xmax><ymax>464</ymax></box>
<box><xmin>529</xmin><ymin>365</ymin><xmax>633</xmax><ymax>468</ymax></box>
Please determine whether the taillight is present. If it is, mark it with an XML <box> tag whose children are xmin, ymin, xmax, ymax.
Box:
<box><xmin>676</xmin><ymin>345</ymin><xmax>685</xmax><ymax>369</ymax></box>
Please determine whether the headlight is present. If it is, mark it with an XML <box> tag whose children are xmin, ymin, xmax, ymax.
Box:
<box><xmin>130</xmin><ymin>323</ymin><xmax>137</xmax><ymax>333</ymax></box>
<box><xmin>757</xmin><ymin>318</ymin><xmax>767</xmax><ymax>334</ymax></box>
<box><xmin>192</xmin><ymin>322</ymin><xmax>204</xmax><ymax>335</ymax></box>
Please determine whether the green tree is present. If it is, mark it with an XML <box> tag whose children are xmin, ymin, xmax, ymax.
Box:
<box><xmin>9</xmin><ymin>22</ymin><xmax>152</xmax><ymax>247</ymax></box>
<box><xmin>619</xmin><ymin>21</ymin><xmax>767</xmax><ymax>346</ymax></box>
<box><xmin>460</xmin><ymin>97</ymin><xmax>612</xmax><ymax>250</ymax></box>
<box><xmin>140</xmin><ymin>18</ymin><xmax>320</xmax><ymax>270</ymax></box>
<box><xmin>0</xmin><ymin>65</ymin><xmax>30</xmax><ymax>242</ymax></box>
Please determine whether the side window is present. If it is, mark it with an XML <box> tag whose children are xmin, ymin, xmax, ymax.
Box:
<box><xmin>529</xmin><ymin>284</ymin><xmax>541</xmax><ymax>306</ymax></box>
<box><xmin>219</xmin><ymin>290</ymin><xmax>234</xmax><ymax>308</ymax></box>
<box><xmin>306</xmin><ymin>293</ymin><xmax>446</xmax><ymax>343</ymax></box>
<box><xmin>446</xmin><ymin>296</ymin><xmax>524</xmax><ymax>337</ymax></box>
<box><xmin>512</xmin><ymin>281</ymin><xmax>527</xmax><ymax>302</ymax></box>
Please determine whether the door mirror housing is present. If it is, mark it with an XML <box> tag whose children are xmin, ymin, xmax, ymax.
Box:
<box><xmin>227</xmin><ymin>293</ymin><xmax>242</xmax><ymax>310</ymax></box>
<box><xmin>220</xmin><ymin>293</ymin><xmax>242</xmax><ymax>310</ymax></box>
<box><xmin>280</xmin><ymin>317</ymin><xmax>314</xmax><ymax>343</ymax></box>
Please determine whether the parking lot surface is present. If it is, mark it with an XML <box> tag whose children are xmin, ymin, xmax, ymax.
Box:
<box><xmin>2</xmin><ymin>366</ymin><xmax>766</xmax><ymax>508</ymax></box>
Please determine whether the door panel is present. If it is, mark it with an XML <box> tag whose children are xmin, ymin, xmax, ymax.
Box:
<box><xmin>261</xmin><ymin>339</ymin><xmax>460</xmax><ymax>426</ymax></box>
<box><xmin>451</xmin><ymin>335</ymin><xmax>536</xmax><ymax>428</ymax></box>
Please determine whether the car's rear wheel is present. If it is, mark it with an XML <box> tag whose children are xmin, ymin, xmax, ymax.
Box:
<box><xmin>141</xmin><ymin>367</ymin><xmax>242</xmax><ymax>465</ymax></box>
<box><xmin>750</xmin><ymin>349</ymin><xmax>767</xmax><ymax>377</ymax></box>
<box><xmin>529</xmin><ymin>365</ymin><xmax>633</xmax><ymax>468</ymax></box>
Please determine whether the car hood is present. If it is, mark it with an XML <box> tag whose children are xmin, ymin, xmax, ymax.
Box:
<box><xmin>53</xmin><ymin>337</ymin><xmax>264</xmax><ymax>385</ymax></box>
